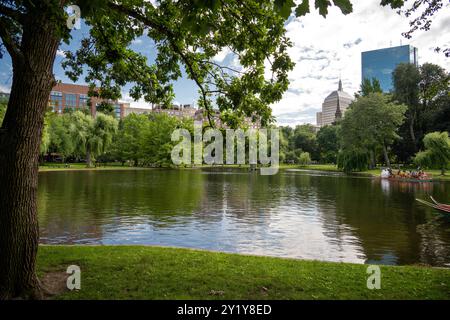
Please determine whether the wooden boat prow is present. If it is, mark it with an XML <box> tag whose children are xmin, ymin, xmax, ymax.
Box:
<box><xmin>416</xmin><ymin>197</ymin><xmax>450</xmax><ymax>213</ymax></box>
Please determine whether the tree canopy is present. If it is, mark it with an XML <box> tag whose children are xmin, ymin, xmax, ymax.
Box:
<box><xmin>338</xmin><ymin>93</ymin><xmax>407</xmax><ymax>171</ymax></box>
<box><xmin>414</xmin><ymin>131</ymin><xmax>450</xmax><ymax>175</ymax></box>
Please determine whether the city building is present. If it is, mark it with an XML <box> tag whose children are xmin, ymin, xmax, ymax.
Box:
<box><xmin>48</xmin><ymin>83</ymin><xmax>261</xmax><ymax>128</ymax></box>
<box><xmin>316</xmin><ymin>79</ymin><xmax>353</xmax><ymax>127</ymax></box>
<box><xmin>361</xmin><ymin>44</ymin><xmax>418</xmax><ymax>92</ymax></box>
<box><xmin>151</xmin><ymin>103</ymin><xmax>197</xmax><ymax>119</ymax></box>
<box><xmin>121</xmin><ymin>104</ymin><xmax>152</xmax><ymax>117</ymax></box>
<box><xmin>316</xmin><ymin>112</ymin><xmax>322</xmax><ymax>127</ymax></box>
<box><xmin>48</xmin><ymin>82</ymin><xmax>126</xmax><ymax>117</ymax></box>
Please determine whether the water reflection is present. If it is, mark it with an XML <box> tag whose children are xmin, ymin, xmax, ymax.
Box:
<box><xmin>38</xmin><ymin>169</ymin><xmax>450</xmax><ymax>266</ymax></box>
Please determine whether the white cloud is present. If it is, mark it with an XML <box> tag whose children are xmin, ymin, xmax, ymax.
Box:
<box><xmin>56</xmin><ymin>50</ymin><xmax>66</xmax><ymax>57</ymax></box>
<box><xmin>120</xmin><ymin>92</ymin><xmax>152</xmax><ymax>109</ymax></box>
<box><xmin>213</xmin><ymin>48</ymin><xmax>231</xmax><ymax>63</ymax></box>
<box><xmin>131</xmin><ymin>38</ymin><xmax>143</xmax><ymax>46</ymax></box>
<box><xmin>271</xmin><ymin>1</ymin><xmax>450</xmax><ymax>126</ymax></box>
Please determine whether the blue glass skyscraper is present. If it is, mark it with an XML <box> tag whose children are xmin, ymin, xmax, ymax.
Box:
<box><xmin>361</xmin><ymin>45</ymin><xmax>418</xmax><ymax>92</ymax></box>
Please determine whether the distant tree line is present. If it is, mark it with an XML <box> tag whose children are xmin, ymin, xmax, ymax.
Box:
<box><xmin>11</xmin><ymin>61</ymin><xmax>447</xmax><ymax>173</ymax></box>
<box><xmin>292</xmin><ymin>62</ymin><xmax>449</xmax><ymax>174</ymax></box>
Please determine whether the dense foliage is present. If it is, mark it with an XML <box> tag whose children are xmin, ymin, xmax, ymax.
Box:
<box><xmin>338</xmin><ymin>93</ymin><xmax>407</xmax><ymax>172</ymax></box>
<box><xmin>414</xmin><ymin>132</ymin><xmax>450</xmax><ymax>175</ymax></box>
<box><xmin>45</xmin><ymin>111</ymin><xmax>118</xmax><ymax>166</ymax></box>
<box><xmin>392</xmin><ymin>62</ymin><xmax>449</xmax><ymax>162</ymax></box>
<box><xmin>0</xmin><ymin>97</ymin><xmax>6</xmax><ymax>125</ymax></box>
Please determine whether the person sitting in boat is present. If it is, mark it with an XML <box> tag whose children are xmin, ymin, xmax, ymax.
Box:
<box><xmin>419</xmin><ymin>170</ymin><xmax>429</xmax><ymax>180</ymax></box>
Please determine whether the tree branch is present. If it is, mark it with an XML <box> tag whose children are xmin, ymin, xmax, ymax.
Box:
<box><xmin>0</xmin><ymin>3</ymin><xmax>24</xmax><ymax>23</ymax></box>
<box><xmin>0</xmin><ymin>17</ymin><xmax>23</xmax><ymax>64</ymax></box>
<box><xmin>107</xmin><ymin>1</ymin><xmax>216</xmax><ymax>126</ymax></box>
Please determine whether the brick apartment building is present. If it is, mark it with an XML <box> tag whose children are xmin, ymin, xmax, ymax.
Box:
<box><xmin>48</xmin><ymin>83</ymin><xmax>260</xmax><ymax>128</ymax></box>
<box><xmin>48</xmin><ymin>82</ymin><xmax>126</xmax><ymax>118</ymax></box>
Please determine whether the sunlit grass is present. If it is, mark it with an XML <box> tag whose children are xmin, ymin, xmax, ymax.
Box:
<box><xmin>37</xmin><ymin>245</ymin><xmax>450</xmax><ymax>300</ymax></box>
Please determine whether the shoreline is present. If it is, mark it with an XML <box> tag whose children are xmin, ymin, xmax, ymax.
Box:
<box><xmin>38</xmin><ymin>164</ymin><xmax>450</xmax><ymax>181</ymax></box>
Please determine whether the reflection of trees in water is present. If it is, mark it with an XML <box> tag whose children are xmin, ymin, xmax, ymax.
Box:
<box><xmin>196</xmin><ymin>169</ymin><xmax>289</xmax><ymax>222</ymax></box>
<box><xmin>320</xmin><ymin>177</ymin><xmax>450</xmax><ymax>266</ymax></box>
<box><xmin>416</xmin><ymin>217</ymin><xmax>450</xmax><ymax>266</ymax></box>
<box><xmin>38</xmin><ymin>170</ymin><xmax>450</xmax><ymax>265</ymax></box>
<box><xmin>306</xmin><ymin>176</ymin><xmax>369</xmax><ymax>262</ymax></box>
<box><xmin>38</xmin><ymin>170</ymin><xmax>205</xmax><ymax>242</ymax></box>
<box><xmin>378</xmin><ymin>179</ymin><xmax>450</xmax><ymax>266</ymax></box>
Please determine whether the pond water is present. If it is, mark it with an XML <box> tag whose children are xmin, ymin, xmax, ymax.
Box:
<box><xmin>38</xmin><ymin>168</ymin><xmax>450</xmax><ymax>266</ymax></box>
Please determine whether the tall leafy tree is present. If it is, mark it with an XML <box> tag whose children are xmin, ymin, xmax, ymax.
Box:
<box><xmin>358</xmin><ymin>78</ymin><xmax>382</xmax><ymax>97</ymax></box>
<box><xmin>292</xmin><ymin>124</ymin><xmax>319</xmax><ymax>160</ymax></box>
<box><xmin>414</xmin><ymin>131</ymin><xmax>450</xmax><ymax>176</ymax></box>
<box><xmin>419</xmin><ymin>63</ymin><xmax>450</xmax><ymax>133</ymax></box>
<box><xmin>426</xmin><ymin>94</ymin><xmax>450</xmax><ymax>134</ymax></box>
<box><xmin>69</xmin><ymin>111</ymin><xmax>118</xmax><ymax>167</ymax></box>
<box><xmin>141</xmin><ymin>113</ymin><xmax>184</xmax><ymax>167</ymax></box>
<box><xmin>419</xmin><ymin>63</ymin><xmax>449</xmax><ymax>108</ymax></box>
<box><xmin>113</xmin><ymin>113</ymin><xmax>151</xmax><ymax>166</ymax></box>
<box><xmin>392</xmin><ymin>63</ymin><xmax>421</xmax><ymax>152</ymax></box>
<box><xmin>0</xmin><ymin>0</ymin><xmax>411</xmax><ymax>299</ymax></box>
<box><xmin>48</xmin><ymin>113</ymin><xmax>76</xmax><ymax>161</ymax></box>
<box><xmin>392</xmin><ymin>62</ymin><xmax>449</xmax><ymax>162</ymax></box>
<box><xmin>338</xmin><ymin>93</ymin><xmax>407</xmax><ymax>171</ymax></box>
<box><xmin>317</xmin><ymin>124</ymin><xmax>340</xmax><ymax>164</ymax></box>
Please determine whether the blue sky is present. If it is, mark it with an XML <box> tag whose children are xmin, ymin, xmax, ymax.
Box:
<box><xmin>0</xmin><ymin>1</ymin><xmax>449</xmax><ymax>126</ymax></box>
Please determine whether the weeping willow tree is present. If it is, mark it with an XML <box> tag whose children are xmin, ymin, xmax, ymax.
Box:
<box><xmin>69</xmin><ymin>111</ymin><xmax>118</xmax><ymax>167</ymax></box>
<box><xmin>414</xmin><ymin>132</ymin><xmax>450</xmax><ymax>176</ymax></box>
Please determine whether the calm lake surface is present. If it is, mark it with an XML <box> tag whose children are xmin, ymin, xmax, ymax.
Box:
<box><xmin>38</xmin><ymin>169</ymin><xmax>450</xmax><ymax>266</ymax></box>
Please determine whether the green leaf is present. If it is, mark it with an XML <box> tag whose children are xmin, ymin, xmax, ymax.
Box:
<box><xmin>333</xmin><ymin>0</ymin><xmax>353</xmax><ymax>15</ymax></box>
<box><xmin>315</xmin><ymin>0</ymin><xmax>332</xmax><ymax>17</ymax></box>
<box><xmin>295</xmin><ymin>0</ymin><xmax>310</xmax><ymax>17</ymax></box>
<box><xmin>380</xmin><ymin>0</ymin><xmax>405</xmax><ymax>9</ymax></box>
<box><xmin>274</xmin><ymin>0</ymin><xmax>296</xmax><ymax>19</ymax></box>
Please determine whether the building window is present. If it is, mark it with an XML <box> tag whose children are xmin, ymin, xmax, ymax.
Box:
<box><xmin>65</xmin><ymin>93</ymin><xmax>77</xmax><ymax>108</ymax></box>
<box><xmin>114</xmin><ymin>104</ymin><xmax>121</xmax><ymax>118</ymax></box>
<box><xmin>79</xmin><ymin>94</ymin><xmax>89</xmax><ymax>108</ymax></box>
<box><xmin>49</xmin><ymin>91</ymin><xmax>62</xmax><ymax>112</ymax></box>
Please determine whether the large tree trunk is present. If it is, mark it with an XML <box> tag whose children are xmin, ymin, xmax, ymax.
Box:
<box><xmin>409</xmin><ymin>113</ymin><xmax>417</xmax><ymax>151</ymax></box>
<box><xmin>369</xmin><ymin>149</ymin><xmax>376</xmax><ymax>170</ymax></box>
<box><xmin>0</xmin><ymin>16</ymin><xmax>59</xmax><ymax>299</ymax></box>
<box><xmin>86</xmin><ymin>146</ymin><xmax>93</xmax><ymax>167</ymax></box>
<box><xmin>382</xmin><ymin>142</ymin><xmax>391</xmax><ymax>168</ymax></box>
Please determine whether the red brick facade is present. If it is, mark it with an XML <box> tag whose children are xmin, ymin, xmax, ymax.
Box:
<box><xmin>49</xmin><ymin>83</ymin><xmax>123</xmax><ymax>117</ymax></box>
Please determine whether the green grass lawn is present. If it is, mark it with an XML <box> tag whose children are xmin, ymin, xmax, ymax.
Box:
<box><xmin>37</xmin><ymin>245</ymin><xmax>450</xmax><ymax>300</ymax></box>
